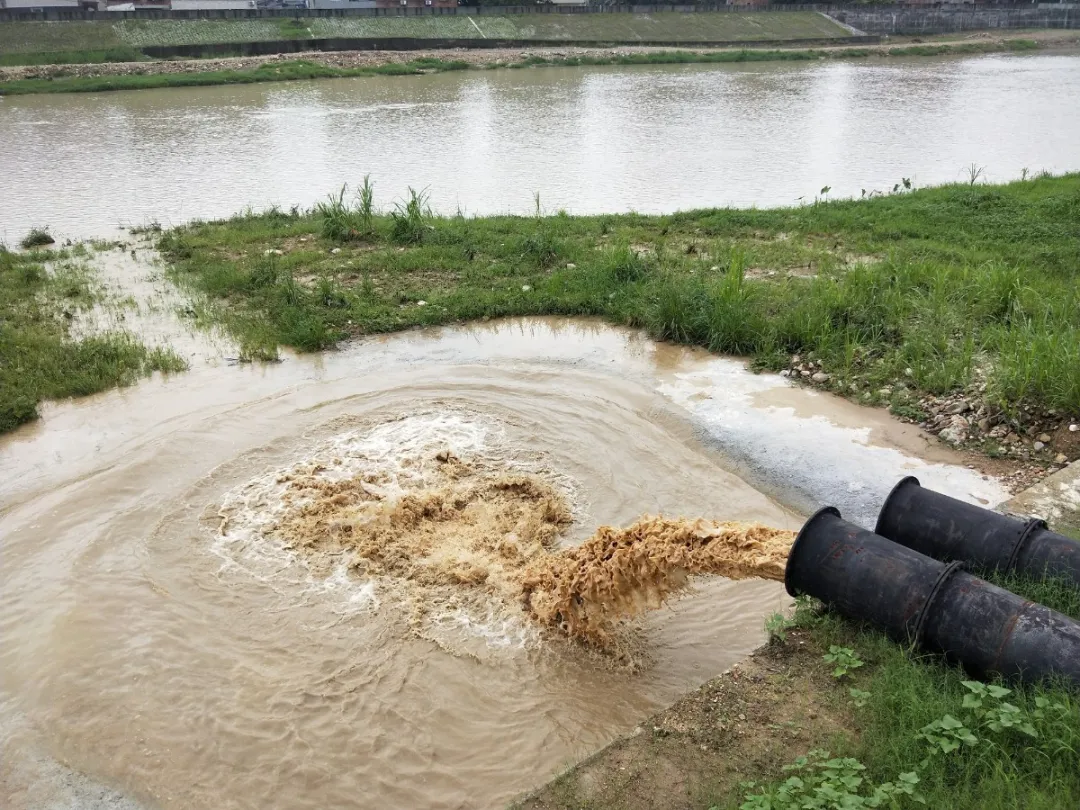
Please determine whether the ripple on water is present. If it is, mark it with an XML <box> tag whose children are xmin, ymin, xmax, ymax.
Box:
<box><xmin>2</xmin><ymin>317</ymin><xmax>1004</xmax><ymax>810</ymax></box>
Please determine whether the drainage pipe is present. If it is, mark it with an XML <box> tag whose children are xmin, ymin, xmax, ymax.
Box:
<box><xmin>875</xmin><ymin>476</ymin><xmax>1080</xmax><ymax>588</ymax></box>
<box><xmin>786</xmin><ymin>507</ymin><xmax>1080</xmax><ymax>686</ymax></box>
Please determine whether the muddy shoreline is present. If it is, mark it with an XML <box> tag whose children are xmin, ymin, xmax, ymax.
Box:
<box><xmin>3</xmin><ymin>29</ymin><xmax>1078</xmax><ymax>84</ymax></box>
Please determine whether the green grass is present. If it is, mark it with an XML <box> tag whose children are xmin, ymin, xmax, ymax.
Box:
<box><xmin>158</xmin><ymin>174</ymin><xmax>1080</xmax><ymax>423</ymax></box>
<box><xmin>0</xmin><ymin>57</ymin><xmax>471</xmax><ymax>95</ymax></box>
<box><xmin>0</xmin><ymin>38</ymin><xmax>1049</xmax><ymax>97</ymax></box>
<box><xmin>0</xmin><ymin>247</ymin><xmax>187</xmax><ymax>434</ymax></box>
<box><xmin>0</xmin><ymin>12</ymin><xmax>849</xmax><ymax>59</ymax></box>
<box><xmin>728</xmin><ymin>573</ymin><xmax>1080</xmax><ymax>810</ymax></box>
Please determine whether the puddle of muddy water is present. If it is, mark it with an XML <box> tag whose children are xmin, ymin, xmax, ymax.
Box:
<box><xmin>0</xmin><ymin>316</ymin><xmax>1006</xmax><ymax>810</ymax></box>
<box><xmin>68</xmin><ymin>244</ymin><xmax>237</xmax><ymax>366</ymax></box>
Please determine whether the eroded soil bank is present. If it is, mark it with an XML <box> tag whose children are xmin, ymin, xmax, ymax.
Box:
<box><xmin>2</xmin><ymin>30</ymin><xmax>1077</xmax><ymax>92</ymax></box>
<box><xmin>514</xmin><ymin>627</ymin><xmax>848</xmax><ymax>810</ymax></box>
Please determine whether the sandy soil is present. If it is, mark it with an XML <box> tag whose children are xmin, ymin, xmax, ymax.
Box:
<box><xmin>2</xmin><ymin>29</ymin><xmax>1077</xmax><ymax>83</ymax></box>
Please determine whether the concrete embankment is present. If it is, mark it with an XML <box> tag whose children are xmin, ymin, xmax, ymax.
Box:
<box><xmin>3</xmin><ymin>31</ymin><xmax>1075</xmax><ymax>90</ymax></box>
<box><xmin>3</xmin><ymin>6</ymin><xmax>1076</xmax><ymax>68</ymax></box>
<box><xmin>0</xmin><ymin>10</ymin><xmax>853</xmax><ymax>62</ymax></box>
<box><xmin>831</xmin><ymin>4</ymin><xmax>1076</xmax><ymax>36</ymax></box>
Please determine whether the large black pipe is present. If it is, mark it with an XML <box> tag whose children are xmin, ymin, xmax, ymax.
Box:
<box><xmin>785</xmin><ymin>507</ymin><xmax>959</xmax><ymax>643</ymax></box>
<box><xmin>875</xmin><ymin>476</ymin><xmax>1080</xmax><ymax>588</ymax></box>
<box><xmin>786</xmin><ymin>507</ymin><xmax>1080</xmax><ymax>687</ymax></box>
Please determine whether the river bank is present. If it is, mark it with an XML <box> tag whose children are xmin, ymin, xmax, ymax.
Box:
<box><xmin>2</xmin><ymin>30</ymin><xmax>1076</xmax><ymax>95</ymax></box>
<box><xmin>0</xmin><ymin>244</ymin><xmax>186</xmax><ymax>433</ymax></box>
<box><xmin>6</xmin><ymin>175</ymin><xmax>1080</xmax><ymax>491</ymax></box>
<box><xmin>144</xmin><ymin>175</ymin><xmax>1080</xmax><ymax>490</ymax></box>
<box><xmin>514</xmin><ymin>555</ymin><xmax>1080</xmax><ymax>810</ymax></box>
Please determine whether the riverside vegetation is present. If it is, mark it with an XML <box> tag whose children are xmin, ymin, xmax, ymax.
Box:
<box><xmin>736</xmin><ymin>571</ymin><xmax>1080</xmax><ymax>810</ymax></box>
<box><xmin>158</xmin><ymin>173</ymin><xmax>1080</xmax><ymax>466</ymax></box>
<box><xmin>0</xmin><ymin>39</ymin><xmax>1042</xmax><ymax>96</ymax></box>
<box><xmin>0</xmin><ymin>245</ymin><xmax>186</xmax><ymax>433</ymax></box>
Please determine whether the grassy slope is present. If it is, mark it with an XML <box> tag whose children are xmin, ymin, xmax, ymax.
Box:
<box><xmin>158</xmin><ymin>175</ymin><xmax>1080</xmax><ymax>424</ymax></box>
<box><xmin>0</xmin><ymin>11</ymin><xmax>847</xmax><ymax>59</ymax></box>
<box><xmin>307</xmin><ymin>10</ymin><xmax>850</xmax><ymax>43</ymax></box>
<box><xmin>0</xmin><ymin>246</ymin><xmax>186</xmax><ymax>434</ymax></box>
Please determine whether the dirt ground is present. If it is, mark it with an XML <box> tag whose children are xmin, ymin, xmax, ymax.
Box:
<box><xmin>514</xmin><ymin>628</ymin><xmax>849</xmax><ymax>810</ymax></box>
<box><xmin>2</xmin><ymin>29</ymin><xmax>1078</xmax><ymax>83</ymax></box>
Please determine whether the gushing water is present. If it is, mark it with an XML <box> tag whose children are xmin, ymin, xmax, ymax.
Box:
<box><xmin>222</xmin><ymin>412</ymin><xmax>795</xmax><ymax>656</ymax></box>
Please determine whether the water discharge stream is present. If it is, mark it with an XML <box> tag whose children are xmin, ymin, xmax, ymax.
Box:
<box><xmin>244</xmin><ymin>421</ymin><xmax>794</xmax><ymax>652</ymax></box>
<box><xmin>1</xmin><ymin>308</ymin><xmax>1006</xmax><ymax>810</ymax></box>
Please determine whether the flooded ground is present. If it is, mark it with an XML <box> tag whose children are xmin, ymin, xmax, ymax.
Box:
<box><xmin>3</xmin><ymin>53</ymin><xmax>1080</xmax><ymax>241</ymax></box>
<box><xmin>1</xmin><ymin>261</ymin><xmax>1006</xmax><ymax>807</ymax></box>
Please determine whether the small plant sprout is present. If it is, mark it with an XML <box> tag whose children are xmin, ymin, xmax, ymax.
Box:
<box><xmin>316</xmin><ymin>185</ymin><xmax>352</xmax><ymax>241</ymax></box>
<box><xmin>390</xmin><ymin>186</ymin><xmax>432</xmax><ymax>245</ymax></box>
<box><xmin>960</xmin><ymin>681</ymin><xmax>1038</xmax><ymax>737</ymax></box>
<box><xmin>849</xmin><ymin>688</ymin><xmax>872</xmax><ymax>708</ymax></box>
<box><xmin>739</xmin><ymin>750</ymin><xmax>922</xmax><ymax>809</ymax></box>
<box><xmin>765</xmin><ymin>612</ymin><xmax>795</xmax><ymax>644</ymax></box>
<box><xmin>823</xmin><ymin>646</ymin><xmax>864</xmax><ymax>679</ymax></box>
<box><xmin>918</xmin><ymin>714</ymin><xmax>978</xmax><ymax>757</ymax></box>
<box><xmin>966</xmin><ymin>163</ymin><xmax>985</xmax><ymax>186</ymax></box>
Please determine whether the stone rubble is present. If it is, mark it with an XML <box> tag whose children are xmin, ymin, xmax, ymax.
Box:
<box><xmin>783</xmin><ymin>354</ymin><xmax>1078</xmax><ymax>492</ymax></box>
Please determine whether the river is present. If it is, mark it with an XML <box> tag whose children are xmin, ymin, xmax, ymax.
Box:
<box><xmin>3</xmin><ymin>52</ymin><xmax>1080</xmax><ymax>242</ymax></box>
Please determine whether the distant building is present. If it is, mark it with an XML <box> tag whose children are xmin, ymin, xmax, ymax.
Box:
<box><xmin>104</xmin><ymin>0</ymin><xmax>169</xmax><ymax>8</ymax></box>
<box><xmin>0</xmin><ymin>0</ymin><xmax>88</xmax><ymax>9</ymax></box>
<box><xmin>307</xmin><ymin>0</ymin><xmax>376</xmax><ymax>8</ymax></box>
<box><xmin>105</xmin><ymin>1</ymin><xmax>168</xmax><ymax>8</ymax></box>
<box><xmin>374</xmin><ymin>0</ymin><xmax>456</xmax><ymax>8</ymax></box>
<box><xmin>171</xmin><ymin>0</ymin><xmax>256</xmax><ymax>8</ymax></box>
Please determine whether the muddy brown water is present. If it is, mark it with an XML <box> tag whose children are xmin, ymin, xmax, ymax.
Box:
<box><xmin>0</xmin><ymin>311</ymin><xmax>1008</xmax><ymax>810</ymax></box>
<box><xmin>1</xmin><ymin>319</ymin><xmax>801</xmax><ymax>810</ymax></box>
<box><xmin>3</xmin><ymin>53</ymin><xmax>1080</xmax><ymax>241</ymax></box>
